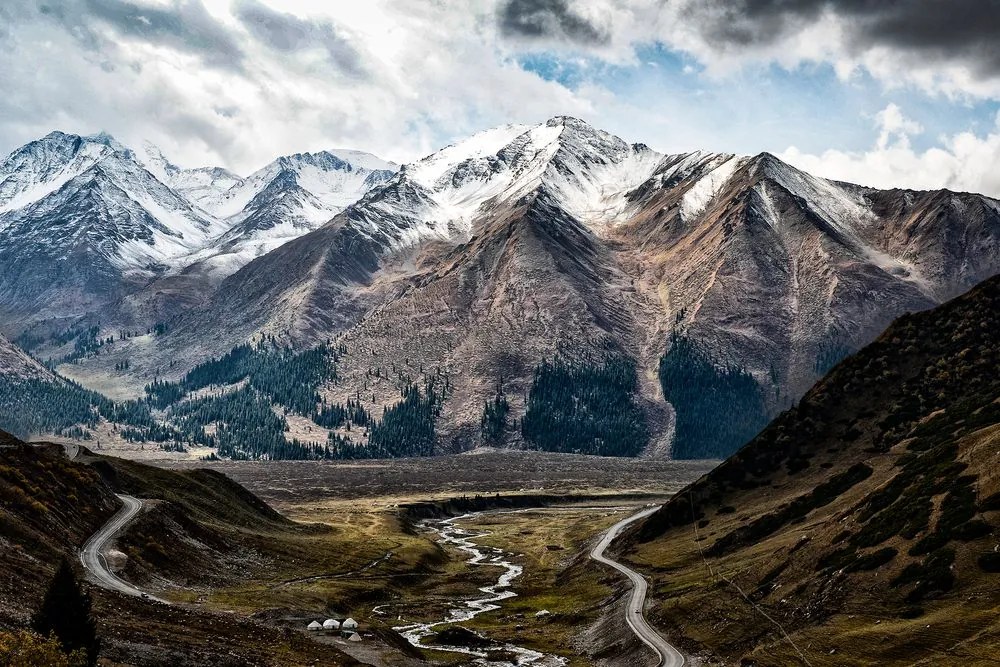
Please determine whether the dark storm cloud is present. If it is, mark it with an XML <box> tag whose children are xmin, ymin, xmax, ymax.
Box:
<box><xmin>36</xmin><ymin>0</ymin><xmax>245</xmax><ymax>71</ymax></box>
<box><xmin>232</xmin><ymin>0</ymin><xmax>366</xmax><ymax>76</ymax></box>
<box><xmin>687</xmin><ymin>0</ymin><xmax>1000</xmax><ymax>77</ymax></box>
<box><xmin>498</xmin><ymin>0</ymin><xmax>609</xmax><ymax>44</ymax></box>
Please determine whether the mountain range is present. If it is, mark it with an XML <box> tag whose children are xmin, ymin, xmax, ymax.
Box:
<box><xmin>0</xmin><ymin>117</ymin><xmax>997</xmax><ymax>459</ymax></box>
<box><xmin>0</xmin><ymin>130</ymin><xmax>396</xmax><ymax>329</ymax></box>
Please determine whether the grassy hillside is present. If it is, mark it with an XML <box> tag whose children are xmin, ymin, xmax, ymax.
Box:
<box><xmin>0</xmin><ymin>434</ymin><xmax>365</xmax><ymax>666</ymax></box>
<box><xmin>0</xmin><ymin>437</ymin><xmax>118</xmax><ymax>628</ymax></box>
<box><xmin>622</xmin><ymin>275</ymin><xmax>1000</xmax><ymax>666</ymax></box>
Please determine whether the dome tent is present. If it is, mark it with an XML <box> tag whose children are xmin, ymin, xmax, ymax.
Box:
<box><xmin>323</xmin><ymin>619</ymin><xmax>340</xmax><ymax>630</ymax></box>
<box><xmin>342</xmin><ymin>618</ymin><xmax>359</xmax><ymax>631</ymax></box>
<box><xmin>307</xmin><ymin>621</ymin><xmax>323</xmax><ymax>631</ymax></box>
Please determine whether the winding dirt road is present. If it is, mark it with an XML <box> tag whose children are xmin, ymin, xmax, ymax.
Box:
<box><xmin>591</xmin><ymin>505</ymin><xmax>686</xmax><ymax>667</ymax></box>
<box><xmin>79</xmin><ymin>494</ymin><xmax>165</xmax><ymax>603</ymax></box>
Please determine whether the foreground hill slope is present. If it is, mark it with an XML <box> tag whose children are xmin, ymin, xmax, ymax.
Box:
<box><xmin>0</xmin><ymin>435</ymin><xmax>118</xmax><ymax>625</ymax></box>
<box><xmin>622</xmin><ymin>275</ymin><xmax>1000</xmax><ymax>665</ymax></box>
<box><xmin>0</xmin><ymin>435</ymin><xmax>360</xmax><ymax>666</ymax></box>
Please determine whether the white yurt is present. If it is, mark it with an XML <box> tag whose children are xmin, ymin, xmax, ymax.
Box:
<box><xmin>307</xmin><ymin>621</ymin><xmax>323</xmax><ymax>631</ymax></box>
<box><xmin>323</xmin><ymin>619</ymin><xmax>340</xmax><ymax>631</ymax></box>
<box><xmin>342</xmin><ymin>618</ymin><xmax>359</xmax><ymax>631</ymax></box>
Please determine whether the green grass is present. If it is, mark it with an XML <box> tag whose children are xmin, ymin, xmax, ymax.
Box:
<box><xmin>441</xmin><ymin>509</ymin><xmax>626</xmax><ymax>666</ymax></box>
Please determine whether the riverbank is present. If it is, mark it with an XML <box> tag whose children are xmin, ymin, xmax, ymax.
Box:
<box><xmin>378</xmin><ymin>506</ymin><xmax>655</xmax><ymax>666</ymax></box>
<box><xmin>393</xmin><ymin>514</ymin><xmax>566</xmax><ymax>665</ymax></box>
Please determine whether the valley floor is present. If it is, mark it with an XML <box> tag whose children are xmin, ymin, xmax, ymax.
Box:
<box><xmin>101</xmin><ymin>451</ymin><xmax>716</xmax><ymax>665</ymax></box>
<box><xmin>157</xmin><ymin>449</ymin><xmax>717</xmax><ymax>505</ymax></box>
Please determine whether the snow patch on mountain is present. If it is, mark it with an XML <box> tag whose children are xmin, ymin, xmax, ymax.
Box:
<box><xmin>427</xmin><ymin>122</ymin><xmax>563</xmax><ymax>230</ymax></box>
<box><xmin>544</xmin><ymin>139</ymin><xmax>664</xmax><ymax>225</ymax></box>
<box><xmin>681</xmin><ymin>154</ymin><xmax>745</xmax><ymax>220</ymax></box>
<box><xmin>322</xmin><ymin>149</ymin><xmax>396</xmax><ymax>174</ymax></box>
<box><xmin>184</xmin><ymin>230</ymin><xmax>305</xmax><ymax>278</ymax></box>
<box><xmin>343</xmin><ymin>123</ymin><xmax>559</xmax><ymax>253</ymax></box>
<box><xmin>138</xmin><ymin>141</ymin><xmax>180</xmax><ymax>183</ymax></box>
<box><xmin>294</xmin><ymin>154</ymin><xmax>396</xmax><ymax>212</ymax></box>
<box><xmin>171</xmin><ymin>166</ymin><xmax>244</xmax><ymax>210</ymax></box>
<box><xmin>138</xmin><ymin>142</ymin><xmax>243</xmax><ymax>212</ymax></box>
<box><xmin>405</xmin><ymin>124</ymin><xmax>531</xmax><ymax>190</ymax></box>
<box><xmin>349</xmin><ymin>117</ymin><xmax>670</xmax><ymax>254</ymax></box>
<box><xmin>755</xmin><ymin>154</ymin><xmax>876</xmax><ymax>237</ymax></box>
<box><xmin>752</xmin><ymin>158</ymin><xmax>934</xmax><ymax>295</ymax></box>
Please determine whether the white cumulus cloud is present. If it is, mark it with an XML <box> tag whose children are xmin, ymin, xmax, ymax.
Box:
<box><xmin>781</xmin><ymin>106</ymin><xmax>1000</xmax><ymax>197</ymax></box>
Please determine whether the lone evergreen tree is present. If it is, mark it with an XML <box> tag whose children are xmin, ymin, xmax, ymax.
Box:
<box><xmin>33</xmin><ymin>558</ymin><xmax>100</xmax><ymax>666</ymax></box>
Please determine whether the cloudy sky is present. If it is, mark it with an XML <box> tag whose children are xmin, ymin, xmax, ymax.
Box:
<box><xmin>2</xmin><ymin>0</ymin><xmax>1000</xmax><ymax>194</ymax></box>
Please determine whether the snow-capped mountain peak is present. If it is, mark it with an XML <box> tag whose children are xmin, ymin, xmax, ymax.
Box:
<box><xmin>86</xmin><ymin>130</ymin><xmax>133</xmax><ymax>156</ymax></box>
<box><xmin>199</xmin><ymin>147</ymin><xmax>397</xmax><ymax>221</ymax></box>
<box><xmin>403</xmin><ymin>123</ymin><xmax>532</xmax><ymax>189</ymax></box>
<box><xmin>0</xmin><ymin>142</ymin><xmax>226</xmax><ymax>270</ymax></box>
<box><xmin>135</xmin><ymin>141</ymin><xmax>243</xmax><ymax>213</ymax></box>
<box><xmin>138</xmin><ymin>140</ymin><xmax>182</xmax><ymax>183</ymax></box>
<box><xmin>322</xmin><ymin>149</ymin><xmax>397</xmax><ymax>173</ymax></box>
<box><xmin>535</xmin><ymin>116</ymin><xmax>665</xmax><ymax>223</ymax></box>
<box><xmin>0</xmin><ymin>130</ymin><xmax>126</xmax><ymax>213</ymax></box>
<box><xmin>174</xmin><ymin>147</ymin><xmax>398</xmax><ymax>278</ymax></box>
<box><xmin>346</xmin><ymin>116</ymin><xmax>666</xmax><ymax>252</ymax></box>
<box><xmin>0</xmin><ymin>129</ymin><xmax>399</xmax><ymax>324</ymax></box>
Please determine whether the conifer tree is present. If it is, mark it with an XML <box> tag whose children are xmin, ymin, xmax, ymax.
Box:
<box><xmin>33</xmin><ymin>559</ymin><xmax>100</xmax><ymax>667</ymax></box>
<box><xmin>521</xmin><ymin>356</ymin><xmax>648</xmax><ymax>456</ymax></box>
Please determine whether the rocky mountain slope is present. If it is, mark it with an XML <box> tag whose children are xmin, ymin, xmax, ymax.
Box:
<box><xmin>121</xmin><ymin>116</ymin><xmax>999</xmax><ymax>457</ymax></box>
<box><xmin>0</xmin><ymin>332</ymin><xmax>53</xmax><ymax>380</ymax></box>
<box><xmin>2</xmin><ymin>117</ymin><xmax>998</xmax><ymax>459</ymax></box>
<box><xmin>621</xmin><ymin>275</ymin><xmax>1000</xmax><ymax>664</ymax></box>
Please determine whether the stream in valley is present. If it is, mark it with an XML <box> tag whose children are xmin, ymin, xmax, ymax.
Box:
<box><xmin>391</xmin><ymin>513</ymin><xmax>567</xmax><ymax>666</ymax></box>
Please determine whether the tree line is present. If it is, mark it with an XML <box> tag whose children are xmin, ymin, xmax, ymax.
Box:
<box><xmin>0</xmin><ymin>377</ymin><xmax>153</xmax><ymax>440</ymax></box>
<box><xmin>658</xmin><ymin>332</ymin><xmax>768</xmax><ymax>459</ymax></box>
<box><xmin>521</xmin><ymin>356</ymin><xmax>649</xmax><ymax>457</ymax></box>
